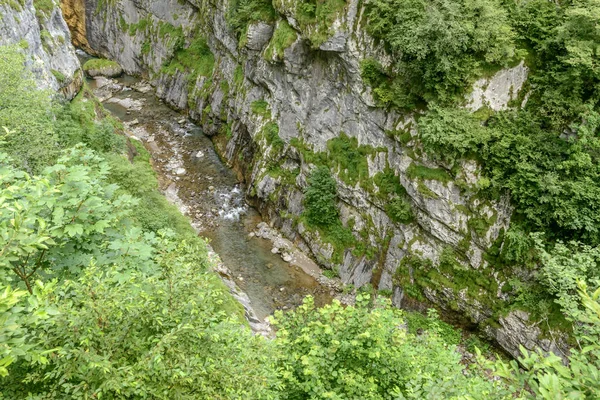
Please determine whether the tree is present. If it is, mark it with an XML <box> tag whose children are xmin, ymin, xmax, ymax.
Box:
<box><xmin>365</xmin><ymin>0</ymin><xmax>516</xmax><ymax>105</ymax></box>
<box><xmin>0</xmin><ymin>146</ymin><xmax>136</xmax><ymax>292</ymax></box>
<box><xmin>303</xmin><ymin>166</ymin><xmax>339</xmax><ymax>228</ymax></box>
<box><xmin>559</xmin><ymin>0</ymin><xmax>600</xmax><ymax>82</ymax></box>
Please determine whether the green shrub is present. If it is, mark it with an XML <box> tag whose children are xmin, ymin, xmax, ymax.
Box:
<box><xmin>0</xmin><ymin>46</ymin><xmax>57</xmax><ymax>173</ymax></box>
<box><xmin>250</xmin><ymin>99</ymin><xmax>271</xmax><ymax>118</ymax></box>
<box><xmin>406</xmin><ymin>163</ymin><xmax>452</xmax><ymax>183</ymax></box>
<box><xmin>419</xmin><ymin>105</ymin><xmax>491</xmax><ymax>161</ymax></box>
<box><xmin>404</xmin><ymin>309</ymin><xmax>462</xmax><ymax>346</ymax></box>
<box><xmin>262</xmin><ymin>122</ymin><xmax>284</xmax><ymax>151</ymax></box>
<box><xmin>365</xmin><ymin>0</ymin><xmax>516</xmax><ymax>105</ymax></box>
<box><xmin>51</xmin><ymin>69</ymin><xmax>66</xmax><ymax>83</ymax></box>
<box><xmin>55</xmin><ymin>90</ymin><xmax>126</xmax><ymax>154</ymax></box>
<box><xmin>272</xmin><ymin>295</ymin><xmax>506</xmax><ymax>398</ymax></box>
<box><xmin>386</xmin><ymin>197</ymin><xmax>413</xmax><ymax>223</ymax></box>
<box><xmin>326</xmin><ymin>132</ymin><xmax>374</xmax><ymax>186</ymax></box>
<box><xmin>227</xmin><ymin>0</ymin><xmax>277</xmax><ymax>38</ymax></box>
<box><xmin>82</xmin><ymin>58</ymin><xmax>121</xmax><ymax>72</ymax></box>
<box><xmin>360</xmin><ymin>58</ymin><xmax>417</xmax><ymax>109</ymax></box>
<box><xmin>161</xmin><ymin>36</ymin><xmax>214</xmax><ymax>79</ymax></box>
<box><xmin>303</xmin><ymin>166</ymin><xmax>339</xmax><ymax>227</ymax></box>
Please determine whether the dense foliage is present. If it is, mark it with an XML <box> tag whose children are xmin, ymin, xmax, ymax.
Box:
<box><xmin>364</xmin><ymin>0</ymin><xmax>516</xmax><ymax>107</ymax></box>
<box><xmin>272</xmin><ymin>294</ymin><xmax>507</xmax><ymax>399</ymax></box>
<box><xmin>361</xmin><ymin>0</ymin><xmax>600</xmax><ymax>250</ymax></box>
<box><xmin>2</xmin><ymin>239</ymin><xmax>276</xmax><ymax>399</ymax></box>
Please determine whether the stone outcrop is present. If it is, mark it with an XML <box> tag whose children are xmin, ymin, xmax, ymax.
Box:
<box><xmin>82</xmin><ymin>58</ymin><xmax>123</xmax><ymax>77</ymax></box>
<box><xmin>57</xmin><ymin>0</ymin><xmax>568</xmax><ymax>358</ymax></box>
<box><xmin>0</xmin><ymin>0</ymin><xmax>81</xmax><ymax>98</ymax></box>
<box><xmin>466</xmin><ymin>61</ymin><xmax>529</xmax><ymax>112</ymax></box>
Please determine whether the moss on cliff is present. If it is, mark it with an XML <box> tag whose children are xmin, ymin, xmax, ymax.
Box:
<box><xmin>162</xmin><ymin>36</ymin><xmax>214</xmax><ymax>79</ymax></box>
<box><xmin>263</xmin><ymin>20</ymin><xmax>297</xmax><ymax>61</ymax></box>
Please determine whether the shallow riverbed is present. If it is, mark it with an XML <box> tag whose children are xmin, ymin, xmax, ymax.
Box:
<box><xmin>91</xmin><ymin>75</ymin><xmax>332</xmax><ymax>320</ymax></box>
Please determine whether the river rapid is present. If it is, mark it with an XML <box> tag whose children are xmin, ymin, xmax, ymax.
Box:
<box><xmin>88</xmin><ymin>74</ymin><xmax>333</xmax><ymax>322</ymax></box>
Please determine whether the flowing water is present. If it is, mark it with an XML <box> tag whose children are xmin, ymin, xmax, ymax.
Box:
<box><xmin>90</xmin><ymin>75</ymin><xmax>332</xmax><ymax>320</ymax></box>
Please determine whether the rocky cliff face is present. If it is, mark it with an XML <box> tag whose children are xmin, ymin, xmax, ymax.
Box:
<box><xmin>0</xmin><ymin>0</ymin><xmax>81</xmax><ymax>98</ymax></box>
<box><xmin>58</xmin><ymin>0</ymin><xmax>566</xmax><ymax>358</ymax></box>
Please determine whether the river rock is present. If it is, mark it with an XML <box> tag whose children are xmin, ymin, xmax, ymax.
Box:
<box><xmin>106</xmin><ymin>96</ymin><xmax>144</xmax><ymax>111</ymax></box>
<box><xmin>83</xmin><ymin>59</ymin><xmax>123</xmax><ymax>78</ymax></box>
<box><xmin>133</xmin><ymin>81</ymin><xmax>153</xmax><ymax>93</ymax></box>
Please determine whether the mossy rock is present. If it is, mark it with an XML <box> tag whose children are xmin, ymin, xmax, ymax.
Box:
<box><xmin>82</xmin><ymin>58</ymin><xmax>123</xmax><ymax>78</ymax></box>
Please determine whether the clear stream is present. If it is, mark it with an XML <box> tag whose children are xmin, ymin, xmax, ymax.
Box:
<box><xmin>92</xmin><ymin>75</ymin><xmax>331</xmax><ymax>320</ymax></box>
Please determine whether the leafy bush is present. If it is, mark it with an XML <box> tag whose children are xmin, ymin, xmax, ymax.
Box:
<box><xmin>272</xmin><ymin>295</ymin><xmax>507</xmax><ymax>399</ymax></box>
<box><xmin>419</xmin><ymin>105</ymin><xmax>490</xmax><ymax>161</ymax></box>
<box><xmin>82</xmin><ymin>58</ymin><xmax>121</xmax><ymax>73</ymax></box>
<box><xmin>0</xmin><ymin>46</ymin><xmax>57</xmax><ymax>173</ymax></box>
<box><xmin>0</xmin><ymin>146</ymin><xmax>136</xmax><ymax>290</ymax></box>
<box><xmin>251</xmin><ymin>99</ymin><xmax>271</xmax><ymax>118</ymax></box>
<box><xmin>360</xmin><ymin>58</ymin><xmax>417</xmax><ymax>109</ymax></box>
<box><xmin>2</xmin><ymin>238</ymin><xmax>275</xmax><ymax>399</ymax></box>
<box><xmin>161</xmin><ymin>36</ymin><xmax>214</xmax><ymax>79</ymax></box>
<box><xmin>263</xmin><ymin>121</ymin><xmax>284</xmax><ymax>151</ymax></box>
<box><xmin>404</xmin><ymin>308</ymin><xmax>462</xmax><ymax>346</ymax></box>
<box><xmin>55</xmin><ymin>88</ymin><xmax>126</xmax><ymax>153</ymax></box>
<box><xmin>303</xmin><ymin>166</ymin><xmax>339</xmax><ymax>227</ymax></box>
<box><xmin>386</xmin><ymin>197</ymin><xmax>413</xmax><ymax>223</ymax></box>
<box><xmin>365</xmin><ymin>0</ymin><xmax>516</xmax><ymax>105</ymax></box>
<box><xmin>326</xmin><ymin>132</ymin><xmax>375</xmax><ymax>186</ymax></box>
<box><xmin>228</xmin><ymin>0</ymin><xmax>277</xmax><ymax>38</ymax></box>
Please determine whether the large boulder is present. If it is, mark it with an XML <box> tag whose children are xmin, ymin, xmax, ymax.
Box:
<box><xmin>82</xmin><ymin>58</ymin><xmax>123</xmax><ymax>77</ymax></box>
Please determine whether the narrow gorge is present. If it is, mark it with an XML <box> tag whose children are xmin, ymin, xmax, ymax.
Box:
<box><xmin>54</xmin><ymin>0</ymin><xmax>550</xmax><ymax>358</ymax></box>
<box><xmin>3</xmin><ymin>0</ymin><xmax>600</xmax><ymax>389</ymax></box>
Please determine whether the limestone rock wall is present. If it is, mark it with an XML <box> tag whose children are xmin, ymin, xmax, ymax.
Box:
<box><xmin>59</xmin><ymin>0</ymin><xmax>567</xmax><ymax>359</ymax></box>
<box><xmin>0</xmin><ymin>0</ymin><xmax>81</xmax><ymax>98</ymax></box>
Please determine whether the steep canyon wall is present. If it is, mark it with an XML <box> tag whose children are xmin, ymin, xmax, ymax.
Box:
<box><xmin>1</xmin><ymin>0</ymin><xmax>81</xmax><ymax>98</ymax></box>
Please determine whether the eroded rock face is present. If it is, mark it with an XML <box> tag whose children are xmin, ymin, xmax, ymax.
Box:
<box><xmin>59</xmin><ymin>0</ymin><xmax>567</xmax><ymax>357</ymax></box>
<box><xmin>466</xmin><ymin>61</ymin><xmax>529</xmax><ymax>112</ymax></box>
<box><xmin>0</xmin><ymin>0</ymin><xmax>81</xmax><ymax>98</ymax></box>
<box><xmin>60</xmin><ymin>0</ymin><xmax>90</xmax><ymax>52</ymax></box>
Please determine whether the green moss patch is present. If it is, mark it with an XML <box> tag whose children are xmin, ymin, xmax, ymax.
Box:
<box><xmin>264</xmin><ymin>20</ymin><xmax>297</xmax><ymax>60</ymax></box>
